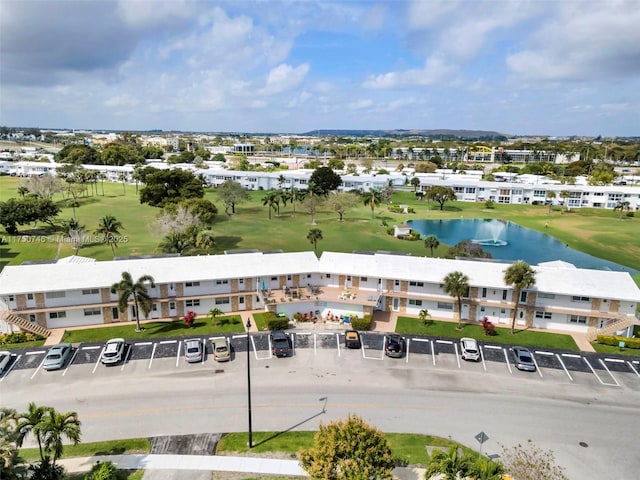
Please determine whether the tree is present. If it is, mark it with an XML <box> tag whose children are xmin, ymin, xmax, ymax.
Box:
<box><xmin>443</xmin><ymin>271</ymin><xmax>469</xmax><ymax>329</ymax></box>
<box><xmin>361</xmin><ymin>188</ymin><xmax>384</xmax><ymax>219</ymax></box>
<box><xmin>299</xmin><ymin>414</ymin><xmax>395</xmax><ymax>480</ymax></box>
<box><xmin>159</xmin><ymin>231</ymin><xmax>193</xmax><ymax>255</ymax></box>
<box><xmin>180</xmin><ymin>198</ymin><xmax>218</xmax><ymax>226</ymax></box>
<box><xmin>418</xmin><ymin>309</ymin><xmax>431</xmax><ymax>325</ymax></box>
<box><xmin>546</xmin><ymin>190</ymin><xmax>556</xmax><ymax>213</ymax></box>
<box><xmin>330</xmin><ymin>192</ymin><xmax>358</xmax><ymax>222</ymax></box>
<box><xmin>410</xmin><ymin>176</ymin><xmax>421</xmax><ymax>192</ymax></box>
<box><xmin>424</xmin><ymin>234</ymin><xmax>440</xmax><ymax>257</ymax></box>
<box><xmin>306</xmin><ymin>228</ymin><xmax>323</xmax><ymax>254</ymax></box>
<box><xmin>0</xmin><ymin>197</ymin><xmax>60</xmax><ymax>234</ymax></box>
<box><xmin>500</xmin><ymin>440</ymin><xmax>568</xmax><ymax>480</ymax></box>
<box><xmin>21</xmin><ymin>175</ymin><xmax>64</xmax><ymax>200</ymax></box>
<box><xmin>40</xmin><ymin>409</ymin><xmax>81</xmax><ymax>468</ymax></box>
<box><xmin>301</xmin><ymin>189</ymin><xmax>322</xmax><ymax>225</ymax></box>
<box><xmin>559</xmin><ymin>190</ymin><xmax>571</xmax><ymax>211</ymax></box>
<box><xmin>216</xmin><ymin>180</ymin><xmax>250</xmax><ymax>216</ymax></box>
<box><xmin>426</xmin><ymin>186</ymin><xmax>457</xmax><ymax>210</ymax></box>
<box><xmin>614</xmin><ymin>200</ymin><xmax>630</xmax><ymax>219</ymax></box>
<box><xmin>504</xmin><ymin>261</ymin><xmax>536</xmax><ymax>335</ymax></box>
<box><xmin>54</xmin><ymin>144</ymin><xmax>100</xmax><ymax>164</ymax></box>
<box><xmin>1</xmin><ymin>408</ymin><xmax>26</xmax><ymax>480</ymax></box>
<box><xmin>447</xmin><ymin>240</ymin><xmax>492</xmax><ymax>259</ymax></box>
<box><xmin>111</xmin><ymin>272</ymin><xmax>155</xmax><ymax>332</ymax></box>
<box><xmin>139</xmin><ymin>167</ymin><xmax>205</xmax><ymax>207</ymax></box>
<box><xmin>16</xmin><ymin>402</ymin><xmax>49</xmax><ymax>462</ymax></box>
<box><xmin>94</xmin><ymin>215</ymin><xmax>124</xmax><ymax>257</ymax></box>
<box><xmin>262</xmin><ymin>191</ymin><xmax>278</xmax><ymax>220</ymax></box>
<box><xmin>308</xmin><ymin>166</ymin><xmax>342</xmax><ymax>195</ymax></box>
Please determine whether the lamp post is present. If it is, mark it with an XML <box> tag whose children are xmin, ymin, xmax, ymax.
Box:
<box><xmin>246</xmin><ymin>318</ymin><xmax>253</xmax><ymax>448</ymax></box>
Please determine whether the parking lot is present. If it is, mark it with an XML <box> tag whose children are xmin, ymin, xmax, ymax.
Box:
<box><xmin>2</xmin><ymin>331</ymin><xmax>640</xmax><ymax>392</ymax></box>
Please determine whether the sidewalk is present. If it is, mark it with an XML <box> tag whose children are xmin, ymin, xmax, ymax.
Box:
<box><xmin>58</xmin><ymin>453</ymin><xmax>426</xmax><ymax>479</ymax></box>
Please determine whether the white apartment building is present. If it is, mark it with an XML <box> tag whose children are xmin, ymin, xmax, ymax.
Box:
<box><xmin>0</xmin><ymin>251</ymin><xmax>638</xmax><ymax>340</ymax></box>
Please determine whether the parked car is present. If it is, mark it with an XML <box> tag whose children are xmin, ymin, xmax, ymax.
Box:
<box><xmin>184</xmin><ymin>338</ymin><xmax>203</xmax><ymax>363</ymax></box>
<box><xmin>212</xmin><ymin>337</ymin><xmax>230</xmax><ymax>362</ymax></box>
<box><xmin>385</xmin><ymin>335</ymin><xmax>406</xmax><ymax>358</ymax></box>
<box><xmin>271</xmin><ymin>331</ymin><xmax>292</xmax><ymax>357</ymax></box>
<box><xmin>511</xmin><ymin>346</ymin><xmax>536</xmax><ymax>372</ymax></box>
<box><xmin>43</xmin><ymin>343</ymin><xmax>72</xmax><ymax>371</ymax></box>
<box><xmin>460</xmin><ymin>337</ymin><xmax>480</xmax><ymax>362</ymax></box>
<box><xmin>101</xmin><ymin>338</ymin><xmax>126</xmax><ymax>365</ymax></box>
<box><xmin>0</xmin><ymin>350</ymin><xmax>11</xmax><ymax>373</ymax></box>
<box><xmin>344</xmin><ymin>330</ymin><xmax>361</xmax><ymax>349</ymax></box>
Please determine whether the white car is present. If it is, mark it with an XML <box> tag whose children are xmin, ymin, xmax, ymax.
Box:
<box><xmin>184</xmin><ymin>338</ymin><xmax>203</xmax><ymax>363</ymax></box>
<box><xmin>101</xmin><ymin>338</ymin><xmax>126</xmax><ymax>365</ymax></box>
<box><xmin>460</xmin><ymin>337</ymin><xmax>480</xmax><ymax>362</ymax></box>
<box><xmin>0</xmin><ymin>350</ymin><xmax>12</xmax><ymax>373</ymax></box>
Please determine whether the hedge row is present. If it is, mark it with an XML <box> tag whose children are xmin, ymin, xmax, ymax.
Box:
<box><xmin>0</xmin><ymin>332</ymin><xmax>42</xmax><ymax>345</ymax></box>
<box><xmin>266</xmin><ymin>317</ymin><xmax>290</xmax><ymax>331</ymax></box>
<box><xmin>597</xmin><ymin>335</ymin><xmax>640</xmax><ymax>349</ymax></box>
<box><xmin>351</xmin><ymin>315</ymin><xmax>372</xmax><ymax>331</ymax></box>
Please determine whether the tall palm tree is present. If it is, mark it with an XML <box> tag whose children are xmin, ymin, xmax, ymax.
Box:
<box><xmin>443</xmin><ymin>271</ymin><xmax>469</xmax><ymax>330</ymax></box>
<box><xmin>424</xmin><ymin>235</ymin><xmax>440</xmax><ymax>257</ymax></box>
<box><xmin>40</xmin><ymin>409</ymin><xmax>81</xmax><ymax>467</ymax></box>
<box><xmin>261</xmin><ymin>191</ymin><xmax>278</xmax><ymax>220</ymax></box>
<box><xmin>559</xmin><ymin>189</ymin><xmax>571</xmax><ymax>211</ymax></box>
<box><xmin>16</xmin><ymin>403</ymin><xmax>51</xmax><ymax>463</ymax></box>
<box><xmin>546</xmin><ymin>190</ymin><xmax>556</xmax><ymax>213</ymax></box>
<box><xmin>614</xmin><ymin>200</ymin><xmax>630</xmax><ymax>219</ymax></box>
<box><xmin>306</xmin><ymin>228</ymin><xmax>323</xmax><ymax>255</ymax></box>
<box><xmin>111</xmin><ymin>272</ymin><xmax>155</xmax><ymax>332</ymax></box>
<box><xmin>95</xmin><ymin>215</ymin><xmax>124</xmax><ymax>257</ymax></box>
<box><xmin>277</xmin><ymin>174</ymin><xmax>286</xmax><ymax>190</ymax></box>
<box><xmin>361</xmin><ymin>188</ymin><xmax>383</xmax><ymax>219</ymax></box>
<box><xmin>504</xmin><ymin>261</ymin><xmax>536</xmax><ymax>335</ymax></box>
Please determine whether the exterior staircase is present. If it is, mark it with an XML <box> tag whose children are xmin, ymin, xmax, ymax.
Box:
<box><xmin>0</xmin><ymin>311</ymin><xmax>52</xmax><ymax>338</ymax></box>
<box><xmin>586</xmin><ymin>315</ymin><xmax>640</xmax><ymax>342</ymax></box>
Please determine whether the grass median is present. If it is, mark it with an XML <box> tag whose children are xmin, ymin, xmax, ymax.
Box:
<box><xmin>19</xmin><ymin>438</ymin><xmax>151</xmax><ymax>462</ymax></box>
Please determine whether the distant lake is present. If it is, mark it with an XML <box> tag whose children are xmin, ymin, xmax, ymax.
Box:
<box><xmin>407</xmin><ymin>219</ymin><xmax>636</xmax><ymax>274</ymax></box>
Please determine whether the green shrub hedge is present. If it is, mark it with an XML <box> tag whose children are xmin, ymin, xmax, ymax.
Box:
<box><xmin>351</xmin><ymin>315</ymin><xmax>372</xmax><ymax>331</ymax></box>
<box><xmin>267</xmin><ymin>317</ymin><xmax>290</xmax><ymax>331</ymax></box>
<box><xmin>597</xmin><ymin>335</ymin><xmax>640</xmax><ymax>349</ymax></box>
<box><xmin>0</xmin><ymin>332</ymin><xmax>42</xmax><ymax>345</ymax></box>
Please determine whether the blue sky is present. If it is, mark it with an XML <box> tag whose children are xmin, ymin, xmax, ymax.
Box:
<box><xmin>1</xmin><ymin>0</ymin><xmax>638</xmax><ymax>136</ymax></box>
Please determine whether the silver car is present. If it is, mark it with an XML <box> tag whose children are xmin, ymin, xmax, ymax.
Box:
<box><xmin>184</xmin><ymin>338</ymin><xmax>203</xmax><ymax>363</ymax></box>
<box><xmin>0</xmin><ymin>350</ymin><xmax>12</xmax><ymax>373</ymax></box>
<box><xmin>511</xmin><ymin>346</ymin><xmax>536</xmax><ymax>372</ymax></box>
<box><xmin>101</xmin><ymin>338</ymin><xmax>126</xmax><ymax>365</ymax></box>
<box><xmin>43</xmin><ymin>343</ymin><xmax>72</xmax><ymax>371</ymax></box>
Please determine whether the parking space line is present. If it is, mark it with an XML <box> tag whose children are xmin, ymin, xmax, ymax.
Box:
<box><xmin>0</xmin><ymin>354</ymin><xmax>21</xmax><ymax>382</ymax></box>
<box><xmin>604</xmin><ymin>358</ymin><xmax>625</xmax><ymax>363</ymax></box>
<box><xmin>627</xmin><ymin>361</ymin><xmax>640</xmax><ymax>378</ymax></box>
<box><xmin>26</xmin><ymin>350</ymin><xmax>46</xmax><ymax>355</ymax></box>
<box><xmin>62</xmin><ymin>348</ymin><xmax>80</xmax><ymax>376</ymax></box>
<box><xmin>201</xmin><ymin>339</ymin><xmax>206</xmax><ymax>364</ymax></box>
<box><xmin>336</xmin><ymin>333</ymin><xmax>341</xmax><ymax>357</ymax></box>
<box><xmin>479</xmin><ymin>347</ymin><xmax>486</xmax><ymax>372</ymax></box>
<box><xmin>160</xmin><ymin>340</ymin><xmax>177</xmax><ymax>345</ymax></box>
<box><xmin>581</xmin><ymin>357</ymin><xmax>614</xmax><ymax>386</ymax></box>
<box><xmin>176</xmin><ymin>341</ymin><xmax>181</xmax><ymax>367</ymax></box>
<box><xmin>92</xmin><ymin>347</ymin><xmax>105</xmax><ymax>374</ymax></box>
<box><xmin>135</xmin><ymin>342</ymin><xmax>152</xmax><ymax>346</ymax></box>
<box><xmin>555</xmin><ymin>354</ymin><xmax>574</xmax><ymax>381</ymax></box>
<box><xmin>255</xmin><ymin>336</ymin><xmax>270</xmax><ymax>360</ymax></box>
<box><xmin>453</xmin><ymin>343</ymin><xmax>460</xmax><ymax>369</ymax></box>
<box><xmin>362</xmin><ymin>335</ymin><xmax>384</xmax><ymax>360</ymax></box>
<box><xmin>405</xmin><ymin>338</ymin><xmax>410</xmax><ymax>363</ymax></box>
<box><xmin>291</xmin><ymin>334</ymin><xmax>296</xmax><ymax>356</ymax></box>
<box><xmin>502</xmin><ymin>348</ymin><xmax>513</xmax><ymax>374</ymax></box>
<box><xmin>121</xmin><ymin>344</ymin><xmax>132</xmax><ymax>371</ymax></box>
<box><xmin>430</xmin><ymin>340</ymin><xmax>435</xmax><ymax>366</ymax></box>
<box><xmin>535</xmin><ymin>350</ymin><xmax>554</xmax><ymax>356</ymax></box>
<box><xmin>484</xmin><ymin>345</ymin><xmax>502</xmax><ymax>350</ymax></box>
<box><xmin>598</xmin><ymin>359</ymin><xmax>621</xmax><ymax>387</ymax></box>
<box><xmin>562</xmin><ymin>353</ymin><xmax>581</xmax><ymax>358</ymax></box>
<box><xmin>82</xmin><ymin>345</ymin><xmax>101</xmax><ymax>350</ymax></box>
<box><xmin>148</xmin><ymin>343</ymin><xmax>157</xmax><ymax>369</ymax></box>
<box><xmin>530</xmin><ymin>353</ymin><xmax>543</xmax><ymax>378</ymax></box>
<box><xmin>31</xmin><ymin>357</ymin><xmax>45</xmax><ymax>379</ymax></box>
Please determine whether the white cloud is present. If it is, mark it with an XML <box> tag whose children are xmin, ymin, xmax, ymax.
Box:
<box><xmin>116</xmin><ymin>0</ymin><xmax>198</xmax><ymax>28</ymax></box>
<box><xmin>260</xmin><ymin>63</ymin><xmax>310</xmax><ymax>95</ymax></box>
<box><xmin>348</xmin><ymin>99</ymin><xmax>373</xmax><ymax>110</ymax></box>
<box><xmin>363</xmin><ymin>55</ymin><xmax>456</xmax><ymax>88</ymax></box>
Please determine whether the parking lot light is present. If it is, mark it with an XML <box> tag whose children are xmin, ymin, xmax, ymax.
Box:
<box><xmin>246</xmin><ymin>318</ymin><xmax>253</xmax><ymax>448</ymax></box>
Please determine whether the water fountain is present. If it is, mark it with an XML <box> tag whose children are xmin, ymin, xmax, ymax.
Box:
<box><xmin>472</xmin><ymin>219</ymin><xmax>508</xmax><ymax>246</ymax></box>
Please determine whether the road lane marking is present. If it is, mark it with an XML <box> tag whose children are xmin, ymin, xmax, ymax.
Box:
<box><xmin>598</xmin><ymin>359</ymin><xmax>620</xmax><ymax>387</ymax></box>
<box><xmin>62</xmin><ymin>348</ymin><xmax>80</xmax><ymax>376</ymax></box>
<box><xmin>555</xmin><ymin>354</ymin><xmax>574</xmax><ymax>382</ymax></box>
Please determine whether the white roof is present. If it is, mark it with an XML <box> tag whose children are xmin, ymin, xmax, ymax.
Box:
<box><xmin>0</xmin><ymin>251</ymin><xmax>319</xmax><ymax>295</ymax></box>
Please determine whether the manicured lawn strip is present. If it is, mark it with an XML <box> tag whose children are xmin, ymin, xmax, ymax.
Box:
<box><xmin>62</xmin><ymin>315</ymin><xmax>244</xmax><ymax>343</ymax></box>
<box><xmin>19</xmin><ymin>438</ymin><xmax>151</xmax><ymax>462</ymax></box>
<box><xmin>217</xmin><ymin>431</ymin><xmax>467</xmax><ymax>467</ymax></box>
<box><xmin>0</xmin><ymin>340</ymin><xmax>46</xmax><ymax>350</ymax></box>
<box><xmin>395</xmin><ymin>317</ymin><xmax>579</xmax><ymax>350</ymax></box>
<box><xmin>591</xmin><ymin>343</ymin><xmax>640</xmax><ymax>357</ymax></box>
<box><xmin>252</xmin><ymin>312</ymin><xmax>275</xmax><ymax>331</ymax></box>
<box><xmin>68</xmin><ymin>470</ymin><xmax>143</xmax><ymax>480</ymax></box>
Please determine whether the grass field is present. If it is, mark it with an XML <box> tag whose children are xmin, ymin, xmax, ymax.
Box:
<box><xmin>19</xmin><ymin>438</ymin><xmax>151</xmax><ymax>462</ymax></box>
<box><xmin>395</xmin><ymin>317</ymin><xmax>580</xmax><ymax>350</ymax></box>
<box><xmin>1</xmin><ymin>177</ymin><xmax>637</xmax><ymax>282</ymax></box>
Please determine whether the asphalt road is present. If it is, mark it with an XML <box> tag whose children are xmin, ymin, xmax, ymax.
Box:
<box><xmin>2</xmin><ymin>332</ymin><xmax>640</xmax><ymax>480</ymax></box>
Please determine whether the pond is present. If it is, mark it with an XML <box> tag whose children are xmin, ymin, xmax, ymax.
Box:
<box><xmin>407</xmin><ymin>218</ymin><xmax>636</xmax><ymax>274</ymax></box>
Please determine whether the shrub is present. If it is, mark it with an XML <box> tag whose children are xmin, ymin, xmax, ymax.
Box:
<box><xmin>267</xmin><ymin>317</ymin><xmax>290</xmax><ymax>330</ymax></box>
<box><xmin>484</xmin><ymin>199</ymin><xmax>495</xmax><ymax>209</ymax></box>
<box><xmin>0</xmin><ymin>332</ymin><xmax>40</xmax><ymax>345</ymax></box>
<box><xmin>351</xmin><ymin>315</ymin><xmax>372</xmax><ymax>331</ymax></box>
<box><xmin>183</xmin><ymin>310</ymin><xmax>196</xmax><ymax>327</ymax></box>
<box><xmin>386</xmin><ymin>226</ymin><xmax>394</xmax><ymax>236</ymax></box>
<box><xmin>597</xmin><ymin>335</ymin><xmax>640</xmax><ymax>349</ymax></box>
<box><xmin>482</xmin><ymin>317</ymin><xmax>496</xmax><ymax>336</ymax></box>
<box><xmin>626</xmin><ymin>211</ymin><xmax>634</xmax><ymax>218</ymax></box>
<box><xmin>84</xmin><ymin>460</ymin><xmax>118</xmax><ymax>480</ymax></box>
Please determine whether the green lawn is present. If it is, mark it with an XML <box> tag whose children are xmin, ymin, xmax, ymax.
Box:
<box><xmin>0</xmin><ymin>339</ymin><xmax>46</xmax><ymax>350</ymax></box>
<box><xmin>395</xmin><ymin>317</ymin><xmax>580</xmax><ymax>350</ymax></box>
<box><xmin>591</xmin><ymin>343</ymin><xmax>640</xmax><ymax>356</ymax></box>
<box><xmin>19</xmin><ymin>438</ymin><xmax>151</xmax><ymax>462</ymax></box>
<box><xmin>62</xmin><ymin>315</ymin><xmax>244</xmax><ymax>343</ymax></box>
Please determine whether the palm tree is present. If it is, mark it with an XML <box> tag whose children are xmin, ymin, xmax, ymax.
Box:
<box><xmin>361</xmin><ymin>188</ymin><xmax>384</xmax><ymax>219</ymax></box>
<box><xmin>95</xmin><ymin>215</ymin><xmax>123</xmax><ymax>257</ymax></box>
<box><xmin>559</xmin><ymin>189</ymin><xmax>571</xmax><ymax>211</ymax></box>
<box><xmin>196</xmin><ymin>229</ymin><xmax>215</xmax><ymax>250</ymax></box>
<box><xmin>424</xmin><ymin>235</ymin><xmax>440</xmax><ymax>257</ymax></box>
<box><xmin>0</xmin><ymin>407</ymin><xmax>25</xmax><ymax>480</ymax></box>
<box><xmin>546</xmin><ymin>190</ymin><xmax>556</xmax><ymax>214</ymax></box>
<box><xmin>504</xmin><ymin>260</ymin><xmax>537</xmax><ymax>335</ymax></box>
<box><xmin>443</xmin><ymin>271</ymin><xmax>469</xmax><ymax>330</ymax></box>
<box><xmin>159</xmin><ymin>231</ymin><xmax>192</xmax><ymax>254</ymax></box>
<box><xmin>425</xmin><ymin>446</ymin><xmax>474</xmax><ymax>480</ymax></box>
<box><xmin>614</xmin><ymin>200</ymin><xmax>630</xmax><ymax>219</ymax></box>
<box><xmin>306</xmin><ymin>228</ymin><xmax>323</xmax><ymax>254</ymax></box>
<box><xmin>111</xmin><ymin>272</ymin><xmax>155</xmax><ymax>332</ymax></box>
<box><xmin>40</xmin><ymin>409</ymin><xmax>81</xmax><ymax>468</ymax></box>
<box><xmin>418</xmin><ymin>309</ymin><xmax>431</xmax><ymax>326</ymax></box>
<box><xmin>262</xmin><ymin>191</ymin><xmax>278</xmax><ymax>220</ymax></box>
<box><xmin>16</xmin><ymin>403</ymin><xmax>50</xmax><ymax>462</ymax></box>
<box><xmin>208</xmin><ymin>308</ymin><xmax>223</xmax><ymax>321</ymax></box>
<box><xmin>277</xmin><ymin>174</ymin><xmax>286</xmax><ymax>189</ymax></box>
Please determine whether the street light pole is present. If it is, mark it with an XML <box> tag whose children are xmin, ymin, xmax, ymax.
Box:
<box><xmin>246</xmin><ymin>318</ymin><xmax>253</xmax><ymax>448</ymax></box>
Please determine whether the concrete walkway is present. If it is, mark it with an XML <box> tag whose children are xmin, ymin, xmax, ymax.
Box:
<box><xmin>58</xmin><ymin>453</ymin><xmax>426</xmax><ymax>479</ymax></box>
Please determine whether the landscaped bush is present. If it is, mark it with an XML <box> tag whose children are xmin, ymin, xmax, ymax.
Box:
<box><xmin>481</xmin><ymin>317</ymin><xmax>496</xmax><ymax>336</ymax></box>
<box><xmin>267</xmin><ymin>317</ymin><xmax>290</xmax><ymax>331</ymax></box>
<box><xmin>0</xmin><ymin>332</ymin><xmax>41</xmax><ymax>345</ymax></box>
<box><xmin>351</xmin><ymin>315</ymin><xmax>372</xmax><ymax>331</ymax></box>
<box><xmin>183</xmin><ymin>310</ymin><xmax>196</xmax><ymax>328</ymax></box>
<box><xmin>597</xmin><ymin>335</ymin><xmax>640</xmax><ymax>349</ymax></box>
<box><xmin>626</xmin><ymin>211</ymin><xmax>634</xmax><ymax>218</ymax></box>
<box><xmin>386</xmin><ymin>226</ymin><xmax>394</xmax><ymax>236</ymax></box>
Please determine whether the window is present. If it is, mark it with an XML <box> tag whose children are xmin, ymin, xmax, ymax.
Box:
<box><xmin>570</xmin><ymin>315</ymin><xmax>587</xmax><ymax>324</ymax></box>
<box><xmin>287</xmin><ymin>275</ymin><xmax>292</xmax><ymax>281</ymax></box>
<box><xmin>46</xmin><ymin>291</ymin><xmax>66</xmax><ymax>299</ymax></box>
<box><xmin>239</xmin><ymin>278</ymin><xmax>244</xmax><ymax>284</ymax></box>
<box><xmin>270</xmin><ymin>277</ymin><xmax>278</xmax><ymax>281</ymax></box>
<box><xmin>572</xmin><ymin>296</ymin><xmax>590</xmax><ymax>302</ymax></box>
<box><xmin>480</xmin><ymin>307</ymin><xmax>485</xmax><ymax>312</ymax></box>
<box><xmin>239</xmin><ymin>296</ymin><xmax>245</xmax><ymax>304</ymax></box>
<box><xmin>520</xmin><ymin>291</ymin><xmax>527</xmax><ymax>303</ymax></box>
<box><xmin>216</xmin><ymin>280</ymin><xmax>229</xmax><ymax>285</ymax></box>
<box><xmin>82</xmin><ymin>288</ymin><xmax>99</xmax><ymax>295</ymax></box>
<box><xmin>215</xmin><ymin>297</ymin><xmax>230</xmax><ymax>305</ymax></box>
<box><xmin>27</xmin><ymin>293</ymin><xmax>34</xmax><ymax>300</ymax></box>
<box><xmin>538</xmin><ymin>293</ymin><xmax>555</xmax><ymax>299</ymax></box>
<box><xmin>49</xmin><ymin>311</ymin><xmax>66</xmax><ymax>319</ymax></box>
<box><xmin>408</xmin><ymin>299</ymin><xmax>423</xmax><ymax>306</ymax></box>
<box><xmin>437</xmin><ymin>302</ymin><xmax>454</xmax><ymax>310</ymax></box>
<box><xmin>185</xmin><ymin>299</ymin><xmax>200</xmax><ymax>307</ymax></box>
<box><xmin>8</xmin><ymin>295</ymin><xmax>14</xmax><ymax>302</ymax></box>
<box><xmin>84</xmin><ymin>308</ymin><xmax>101</xmax><ymax>316</ymax></box>
<box><xmin>481</xmin><ymin>288</ymin><xmax>487</xmax><ymax>298</ymax></box>
<box><xmin>185</xmin><ymin>281</ymin><xmax>200</xmax><ymax>287</ymax></box>
<box><xmin>361</xmin><ymin>277</ymin><xmax>367</xmax><ymax>282</ymax></box>
<box><xmin>409</xmin><ymin>281</ymin><xmax>424</xmax><ymax>287</ymax></box>
<box><xmin>29</xmin><ymin>314</ymin><xmax>36</xmax><ymax>323</ymax></box>
<box><xmin>326</xmin><ymin>274</ymin><xmax>331</xmax><ymax>278</ymax></box>
<box><xmin>169</xmin><ymin>302</ymin><xmax>176</xmax><ymax>310</ymax></box>
<box><xmin>535</xmin><ymin>311</ymin><xmax>552</xmax><ymax>319</ymax></box>
<box><xmin>502</xmin><ymin>290</ymin><xmax>507</xmax><ymax>301</ymax></box>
